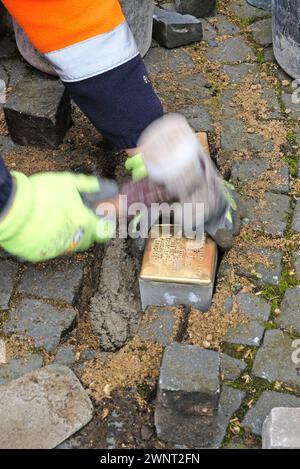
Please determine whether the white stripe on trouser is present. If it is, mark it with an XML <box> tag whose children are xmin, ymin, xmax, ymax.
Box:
<box><xmin>44</xmin><ymin>21</ymin><xmax>139</xmax><ymax>82</ymax></box>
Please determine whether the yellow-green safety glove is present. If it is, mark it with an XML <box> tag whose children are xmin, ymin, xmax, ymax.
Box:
<box><xmin>0</xmin><ymin>171</ymin><xmax>117</xmax><ymax>263</ymax></box>
<box><xmin>125</xmin><ymin>154</ymin><xmax>147</xmax><ymax>182</ymax></box>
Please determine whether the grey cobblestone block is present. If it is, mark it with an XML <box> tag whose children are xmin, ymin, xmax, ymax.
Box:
<box><xmin>54</xmin><ymin>346</ymin><xmax>76</xmax><ymax>367</ymax></box>
<box><xmin>220</xmin><ymin>246</ymin><xmax>283</xmax><ymax>286</ymax></box>
<box><xmin>0</xmin><ymin>354</ymin><xmax>43</xmax><ymax>385</ymax></box>
<box><xmin>200</xmin><ymin>19</ymin><xmax>216</xmax><ymax>41</ymax></box>
<box><xmin>224</xmin><ymin>292</ymin><xmax>271</xmax><ymax>347</ymax></box>
<box><xmin>244</xmin><ymin>192</ymin><xmax>290</xmax><ymax>237</ymax></box>
<box><xmin>294</xmin><ymin>251</ymin><xmax>300</xmax><ymax>281</ymax></box>
<box><xmin>212</xmin><ymin>386</ymin><xmax>245</xmax><ymax>448</ymax></box>
<box><xmin>213</xmin><ymin>14</ymin><xmax>240</xmax><ymax>36</ymax></box>
<box><xmin>262</xmin><ymin>407</ymin><xmax>300</xmax><ymax>449</ymax></box>
<box><xmin>174</xmin><ymin>0</ymin><xmax>216</xmax><ymax>18</ymax></box>
<box><xmin>229</xmin><ymin>0</ymin><xmax>271</xmax><ymax>21</ymax></box>
<box><xmin>252</xmin><ymin>329</ymin><xmax>300</xmax><ymax>388</ymax></box>
<box><xmin>246</xmin><ymin>133</ymin><xmax>274</xmax><ymax>152</ymax></box>
<box><xmin>4</xmin><ymin>299</ymin><xmax>77</xmax><ymax>352</ymax></box>
<box><xmin>144</xmin><ymin>47</ymin><xmax>194</xmax><ymax>74</ymax></box>
<box><xmin>220</xmin><ymin>353</ymin><xmax>247</xmax><ymax>381</ymax></box>
<box><xmin>250</xmin><ymin>18</ymin><xmax>272</xmax><ymax>46</ymax></box>
<box><xmin>205</xmin><ymin>37</ymin><xmax>255</xmax><ymax>63</ymax></box>
<box><xmin>0</xmin><ymin>260</ymin><xmax>18</xmax><ymax>310</ymax></box>
<box><xmin>4</xmin><ymin>76</ymin><xmax>72</xmax><ymax>147</ymax></box>
<box><xmin>180</xmin><ymin>73</ymin><xmax>213</xmax><ymax>99</ymax></box>
<box><xmin>261</xmin><ymin>89</ymin><xmax>282</xmax><ymax>120</ymax></box>
<box><xmin>137</xmin><ymin>308</ymin><xmax>182</xmax><ymax>346</ymax></box>
<box><xmin>292</xmin><ymin>199</ymin><xmax>300</xmax><ymax>232</ymax></box>
<box><xmin>231</xmin><ymin>157</ymin><xmax>289</xmax><ymax>194</ymax></box>
<box><xmin>222</xmin><ymin>63</ymin><xmax>258</xmax><ymax>84</ymax></box>
<box><xmin>155</xmin><ymin>343</ymin><xmax>220</xmax><ymax>447</ymax></box>
<box><xmin>180</xmin><ymin>105</ymin><xmax>213</xmax><ymax>132</ymax></box>
<box><xmin>276</xmin><ymin>286</ymin><xmax>300</xmax><ymax>335</ymax></box>
<box><xmin>220</xmin><ymin>89</ymin><xmax>236</xmax><ymax>117</ymax></box>
<box><xmin>153</xmin><ymin>7</ymin><xmax>203</xmax><ymax>49</ymax></box>
<box><xmin>18</xmin><ymin>262</ymin><xmax>85</xmax><ymax>304</ymax></box>
<box><xmin>242</xmin><ymin>390</ymin><xmax>300</xmax><ymax>436</ymax></box>
<box><xmin>281</xmin><ymin>92</ymin><xmax>300</xmax><ymax>120</ymax></box>
<box><xmin>0</xmin><ymin>365</ymin><xmax>93</xmax><ymax>449</ymax></box>
<box><xmin>221</xmin><ymin>118</ymin><xmax>246</xmax><ymax>151</ymax></box>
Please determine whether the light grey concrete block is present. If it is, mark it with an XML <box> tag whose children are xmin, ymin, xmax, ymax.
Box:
<box><xmin>0</xmin><ymin>365</ymin><xmax>93</xmax><ymax>449</ymax></box>
<box><xmin>262</xmin><ymin>407</ymin><xmax>300</xmax><ymax>449</ymax></box>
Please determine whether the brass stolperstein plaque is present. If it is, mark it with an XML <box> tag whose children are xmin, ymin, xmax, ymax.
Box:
<box><xmin>140</xmin><ymin>225</ymin><xmax>217</xmax><ymax>286</ymax></box>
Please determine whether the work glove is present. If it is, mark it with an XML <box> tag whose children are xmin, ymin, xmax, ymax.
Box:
<box><xmin>0</xmin><ymin>171</ymin><xmax>117</xmax><ymax>263</ymax></box>
<box><xmin>125</xmin><ymin>114</ymin><xmax>245</xmax><ymax>250</ymax></box>
<box><xmin>125</xmin><ymin>153</ymin><xmax>147</xmax><ymax>182</ymax></box>
<box><xmin>205</xmin><ymin>181</ymin><xmax>245</xmax><ymax>250</ymax></box>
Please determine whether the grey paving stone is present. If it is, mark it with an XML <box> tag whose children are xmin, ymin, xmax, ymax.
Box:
<box><xmin>1</xmin><ymin>57</ymin><xmax>32</xmax><ymax>90</ymax></box>
<box><xmin>262</xmin><ymin>407</ymin><xmax>300</xmax><ymax>449</ymax></box>
<box><xmin>0</xmin><ymin>365</ymin><xmax>93</xmax><ymax>449</ymax></box>
<box><xmin>0</xmin><ymin>354</ymin><xmax>43</xmax><ymax>385</ymax></box>
<box><xmin>292</xmin><ymin>199</ymin><xmax>300</xmax><ymax>232</ymax></box>
<box><xmin>231</xmin><ymin>157</ymin><xmax>289</xmax><ymax>194</ymax></box>
<box><xmin>18</xmin><ymin>262</ymin><xmax>85</xmax><ymax>304</ymax></box>
<box><xmin>0</xmin><ymin>135</ymin><xmax>19</xmax><ymax>156</ymax></box>
<box><xmin>180</xmin><ymin>105</ymin><xmax>213</xmax><ymax>132</ymax></box>
<box><xmin>137</xmin><ymin>308</ymin><xmax>181</xmax><ymax>346</ymax></box>
<box><xmin>144</xmin><ymin>46</ymin><xmax>194</xmax><ymax>74</ymax></box>
<box><xmin>242</xmin><ymin>390</ymin><xmax>300</xmax><ymax>436</ymax></box>
<box><xmin>224</xmin><ymin>320</ymin><xmax>265</xmax><ymax>347</ymax></box>
<box><xmin>221</xmin><ymin>118</ymin><xmax>247</xmax><ymax>151</ymax></box>
<box><xmin>220</xmin><ymin>353</ymin><xmax>247</xmax><ymax>381</ymax></box>
<box><xmin>222</xmin><ymin>63</ymin><xmax>259</xmax><ymax>84</ymax></box>
<box><xmin>281</xmin><ymin>92</ymin><xmax>300</xmax><ymax>120</ymax></box>
<box><xmin>180</xmin><ymin>73</ymin><xmax>213</xmax><ymax>100</ymax></box>
<box><xmin>227</xmin><ymin>246</ymin><xmax>283</xmax><ymax>286</ymax></box>
<box><xmin>250</xmin><ymin>18</ymin><xmax>272</xmax><ymax>46</ymax></box>
<box><xmin>155</xmin><ymin>343</ymin><xmax>220</xmax><ymax>447</ymax></box>
<box><xmin>224</xmin><ymin>292</ymin><xmax>271</xmax><ymax>347</ymax></box>
<box><xmin>200</xmin><ymin>19</ymin><xmax>217</xmax><ymax>41</ymax></box>
<box><xmin>174</xmin><ymin>0</ymin><xmax>216</xmax><ymax>18</ymax></box>
<box><xmin>153</xmin><ymin>7</ymin><xmax>203</xmax><ymax>49</ymax></box>
<box><xmin>294</xmin><ymin>251</ymin><xmax>300</xmax><ymax>281</ymax></box>
<box><xmin>220</xmin><ymin>89</ymin><xmax>236</xmax><ymax>117</ymax></box>
<box><xmin>205</xmin><ymin>37</ymin><xmax>255</xmax><ymax>63</ymax></box>
<box><xmin>244</xmin><ymin>192</ymin><xmax>290</xmax><ymax>237</ymax></box>
<box><xmin>54</xmin><ymin>346</ymin><xmax>76</xmax><ymax>367</ymax></box>
<box><xmin>4</xmin><ymin>299</ymin><xmax>77</xmax><ymax>352</ymax></box>
<box><xmin>212</xmin><ymin>386</ymin><xmax>245</xmax><ymax>448</ymax></box>
<box><xmin>252</xmin><ymin>329</ymin><xmax>300</xmax><ymax>388</ymax></box>
<box><xmin>4</xmin><ymin>75</ymin><xmax>72</xmax><ymax>147</ymax></box>
<box><xmin>246</xmin><ymin>133</ymin><xmax>274</xmax><ymax>153</ymax></box>
<box><xmin>0</xmin><ymin>260</ymin><xmax>18</xmax><ymax>310</ymax></box>
<box><xmin>213</xmin><ymin>14</ymin><xmax>240</xmax><ymax>36</ymax></box>
<box><xmin>261</xmin><ymin>88</ymin><xmax>282</xmax><ymax>119</ymax></box>
<box><xmin>264</xmin><ymin>46</ymin><xmax>276</xmax><ymax>63</ymax></box>
<box><xmin>79</xmin><ymin>349</ymin><xmax>96</xmax><ymax>362</ymax></box>
<box><xmin>229</xmin><ymin>0</ymin><xmax>271</xmax><ymax>21</ymax></box>
<box><xmin>276</xmin><ymin>286</ymin><xmax>300</xmax><ymax>335</ymax></box>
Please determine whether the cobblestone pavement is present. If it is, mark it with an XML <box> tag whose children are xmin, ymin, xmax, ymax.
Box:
<box><xmin>0</xmin><ymin>0</ymin><xmax>299</xmax><ymax>449</ymax></box>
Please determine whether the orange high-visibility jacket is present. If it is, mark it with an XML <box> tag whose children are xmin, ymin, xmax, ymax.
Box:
<box><xmin>2</xmin><ymin>0</ymin><xmax>139</xmax><ymax>82</ymax></box>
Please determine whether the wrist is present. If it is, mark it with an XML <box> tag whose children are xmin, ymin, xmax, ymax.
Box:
<box><xmin>0</xmin><ymin>159</ymin><xmax>14</xmax><ymax>218</ymax></box>
<box><xmin>0</xmin><ymin>171</ymin><xmax>33</xmax><ymax>242</ymax></box>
